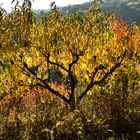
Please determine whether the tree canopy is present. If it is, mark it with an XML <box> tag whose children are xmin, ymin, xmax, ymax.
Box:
<box><xmin>0</xmin><ymin>0</ymin><xmax>140</xmax><ymax>110</ymax></box>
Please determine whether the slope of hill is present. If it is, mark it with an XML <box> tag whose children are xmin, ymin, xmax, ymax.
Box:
<box><xmin>58</xmin><ymin>0</ymin><xmax>140</xmax><ymax>23</ymax></box>
<box><xmin>103</xmin><ymin>0</ymin><xmax>140</xmax><ymax>23</ymax></box>
<box><xmin>34</xmin><ymin>1</ymin><xmax>140</xmax><ymax>23</ymax></box>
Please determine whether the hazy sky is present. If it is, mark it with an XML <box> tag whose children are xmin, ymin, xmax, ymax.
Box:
<box><xmin>0</xmin><ymin>0</ymin><xmax>89</xmax><ymax>12</ymax></box>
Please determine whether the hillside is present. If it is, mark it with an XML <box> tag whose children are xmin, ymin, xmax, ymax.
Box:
<box><xmin>35</xmin><ymin>0</ymin><xmax>140</xmax><ymax>23</ymax></box>
<box><xmin>103</xmin><ymin>0</ymin><xmax>140</xmax><ymax>23</ymax></box>
<box><xmin>59</xmin><ymin>1</ymin><xmax>140</xmax><ymax>23</ymax></box>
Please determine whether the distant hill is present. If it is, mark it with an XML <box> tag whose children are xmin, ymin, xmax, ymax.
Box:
<box><xmin>34</xmin><ymin>0</ymin><xmax>140</xmax><ymax>23</ymax></box>
<box><xmin>102</xmin><ymin>0</ymin><xmax>140</xmax><ymax>23</ymax></box>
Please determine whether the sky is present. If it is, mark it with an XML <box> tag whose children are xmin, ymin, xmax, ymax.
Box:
<box><xmin>0</xmin><ymin>0</ymin><xmax>89</xmax><ymax>12</ymax></box>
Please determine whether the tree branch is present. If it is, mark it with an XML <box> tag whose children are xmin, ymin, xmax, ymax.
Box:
<box><xmin>46</xmin><ymin>52</ymin><xmax>79</xmax><ymax>104</ymax></box>
<box><xmin>68</xmin><ymin>54</ymin><xmax>79</xmax><ymax>103</ymax></box>
<box><xmin>78</xmin><ymin>51</ymin><xmax>126</xmax><ymax>101</ymax></box>
<box><xmin>46</xmin><ymin>53</ymin><xmax>68</xmax><ymax>72</ymax></box>
<box><xmin>23</xmin><ymin>62</ymin><xmax>70</xmax><ymax>104</ymax></box>
<box><xmin>68</xmin><ymin>54</ymin><xmax>79</xmax><ymax>71</ymax></box>
<box><xmin>38</xmin><ymin>82</ymin><xmax>70</xmax><ymax>104</ymax></box>
<box><xmin>23</xmin><ymin>62</ymin><xmax>37</xmax><ymax>76</ymax></box>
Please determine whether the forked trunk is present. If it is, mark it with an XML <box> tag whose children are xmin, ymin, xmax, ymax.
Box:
<box><xmin>69</xmin><ymin>99</ymin><xmax>79</xmax><ymax>111</ymax></box>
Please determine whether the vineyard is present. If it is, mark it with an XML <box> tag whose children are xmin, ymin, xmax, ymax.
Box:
<box><xmin>0</xmin><ymin>0</ymin><xmax>140</xmax><ymax>139</ymax></box>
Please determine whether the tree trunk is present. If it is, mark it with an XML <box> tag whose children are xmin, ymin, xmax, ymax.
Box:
<box><xmin>69</xmin><ymin>99</ymin><xmax>79</xmax><ymax>111</ymax></box>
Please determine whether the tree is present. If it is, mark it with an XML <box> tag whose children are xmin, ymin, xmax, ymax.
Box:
<box><xmin>0</xmin><ymin>1</ymin><xmax>140</xmax><ymax>139</ymax></box>
<box><xmin>0</xmin><ymin>0</ymin><xmax>139</xmax><ymax>112</ymax></box>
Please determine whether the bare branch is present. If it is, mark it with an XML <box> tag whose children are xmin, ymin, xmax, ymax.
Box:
<box><xmin>46</xmin><ymin>52</ymin><xmax>79</xmax><ymax>103</ymax></box>
<box><xmin>78</xmin><ymin>51</ymin><xmax>127</xmax><ymax>101</ymax></box>
<box><xmin>46</xmin><ymin>53</ymin><xmax>68</xmax><ymax>72</ymax></box>
<box><xmin>23</xmin><ymin>62</ymin><xmax>70</xmax><ymax>104</ymax></box>
<box><xmin>68</xmin><ymin>54</ymin><xmax>79</xmax><ymax>70</ymax></box>
<box><xmin>77</xmin><ymin>64</ymin><xmax>106</xmax><ymax>101</ymax></box>
<box><xmin>37</xmin><ymin>82</ymin><xmax>70</xmax><ymax>104</ymax></box>
<box><xmin>66</xmin><ymin>54</ymin><xmax>79</xmax><ymax>103</ymax></box>
<box><xmin>23</xmin><ymin>62</ymin><xmax>37</xmax><ymax>76</ymax></box>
